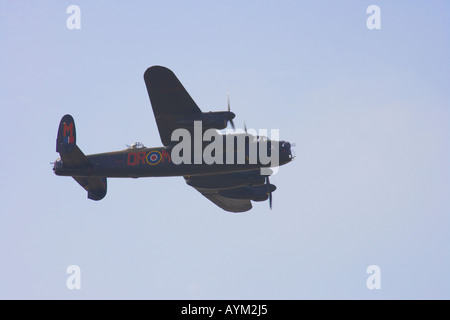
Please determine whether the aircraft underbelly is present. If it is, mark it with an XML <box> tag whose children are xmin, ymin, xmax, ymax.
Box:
<box><xmin>88</xmin><ymin>162</ymin><xmax>263</xmax><ymax>178</ymax></box>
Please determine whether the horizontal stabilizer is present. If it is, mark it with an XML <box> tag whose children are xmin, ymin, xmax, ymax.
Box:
<box><xmin>55</xmin><ymin>114</ymin><xmax>106</xmax><ymax>200</ymax></box>
<box><xmin>73</xmin><ymin>176</ymin><xmax>107</xmax><ymax>201</ymax></box>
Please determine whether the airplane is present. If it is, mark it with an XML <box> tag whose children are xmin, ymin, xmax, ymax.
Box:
<box><xmin>53</xmin><ymin>66</ymin><xmax>294</xmax><ymax>212</ymax></box>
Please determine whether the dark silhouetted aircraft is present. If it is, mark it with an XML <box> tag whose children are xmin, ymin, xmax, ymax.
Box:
<box><xmin>53</xmin><ymin>66</ymin><xmax>293</xmax><ymax>212</ymax></box>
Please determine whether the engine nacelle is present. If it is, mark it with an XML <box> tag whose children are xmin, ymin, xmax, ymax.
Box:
<box><xmin>176</xmin><ymin>111</ymin><xmax>235</xmax><ymax>130</ymax></box>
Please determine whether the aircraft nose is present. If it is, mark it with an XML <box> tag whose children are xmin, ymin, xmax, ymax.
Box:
<box><xmin>280</xmin><ymin>141</ymin><xmax>295</xmax><ymax>161</ymax></box>
<box><xmin>228</xmin><ymin>112</ymin><xmax>236</xmax><ymax>120</ymax></box>
<box><xmin>288</xmin><ymin>142</ymin><xmax>296</xmax><ymax>159</ymax></box>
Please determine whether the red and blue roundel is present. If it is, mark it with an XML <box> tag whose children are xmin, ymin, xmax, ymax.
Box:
<box><xmin>146</xmin><ymin>150</ymin><xmax>162</xmax><ymax>165</ymax></box>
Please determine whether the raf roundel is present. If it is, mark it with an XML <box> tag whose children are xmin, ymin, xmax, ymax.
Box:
<box><xmin>146</xmin><ymin>150</ymin><xmax>162</xmax><ymax>165</ymax></box>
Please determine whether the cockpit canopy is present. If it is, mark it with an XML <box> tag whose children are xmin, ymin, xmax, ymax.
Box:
<box><xmin>127</xmin><ymin>142</ymin><xmax>145</xmax><ymax>149</ymax></box>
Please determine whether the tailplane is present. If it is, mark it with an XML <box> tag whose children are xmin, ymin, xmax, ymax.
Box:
<box><xmin>55</xmin><ymin>114</ymin><xmax>107</xmax><ymax>201</ymax></box>
<box><xmin>73</xmin><ymin>176</ymin><xmax>107</xmax><ymax>201</ymax></box>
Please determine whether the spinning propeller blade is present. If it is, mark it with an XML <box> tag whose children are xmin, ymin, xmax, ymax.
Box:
<box><xmin>266</xmin><ymin>176</ymin><xmax>274</xmax><ymax>210</ymax></box>
<box><xmin>227</xmin><ymin>92</ymin><xmax>235</xmax><ymax>130</ymax></box>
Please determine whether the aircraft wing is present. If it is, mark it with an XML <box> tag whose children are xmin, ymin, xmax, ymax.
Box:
<box><xmin>144</xmin><ymin>66</ymin><xmax>202</xmax><ymax>146</ymax></box>
<box><xmin>195</xmin><ymin>190</ymin><xmax>252</xmax><ymax>213</ymax></box>
<box><xmin>183</xmin><ymin>170</ymin><xmax>269</xmax><ymax>213</ymax></box>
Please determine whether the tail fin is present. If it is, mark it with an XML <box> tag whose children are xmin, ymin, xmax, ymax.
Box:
<box><xmin>56</xmin><ymin>114</ymin><xmax>89</xmax><ymax>167</ymax></box>
<box><xmin>57</xmin><ymin>114</ymin><xmax>77</xmax><ymax>155</ymax></box>
<box><xmin>55</xmin><ymin>114</ymin><xmax>107</xmax><ymax>201</ymax></box>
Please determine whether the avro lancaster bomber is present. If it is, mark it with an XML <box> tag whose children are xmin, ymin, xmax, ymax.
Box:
<box><xmin>53</xmin><ymin>66</ymin><xmax>293</xmax><ymax>212</ymax></box>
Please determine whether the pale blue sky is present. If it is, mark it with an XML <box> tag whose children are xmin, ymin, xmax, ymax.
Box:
<box><xmin>0</xmin><ymin>0</ymin><xmax>449</xmax><ymax>299</ymax></box>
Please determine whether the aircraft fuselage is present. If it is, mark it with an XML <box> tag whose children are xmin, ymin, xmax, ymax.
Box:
<box><xmin>54</xmin><ymin>141</ymin><xmax>293</xmax><ymax>178</ymax></box>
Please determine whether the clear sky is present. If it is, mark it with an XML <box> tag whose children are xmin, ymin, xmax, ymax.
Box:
<box><xmin>0</xmin><ymin>0</ymin><xmax>449</xmax><ymax>299</ymax></box>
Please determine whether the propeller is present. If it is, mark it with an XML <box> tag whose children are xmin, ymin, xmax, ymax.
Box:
<box><xmin>244</xmin><ymin>121</ymin><xmax>260</xmax><ymax>140</ymax></box>
<box><xmin>265</xmin><ymin>176</ymin><xmax>276</xmax><ymax>210</ymax></box>
<box><xmin>227</xmin><ymin>92</ymin><xmax>235</xmax><ymax>130</ymax></box>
